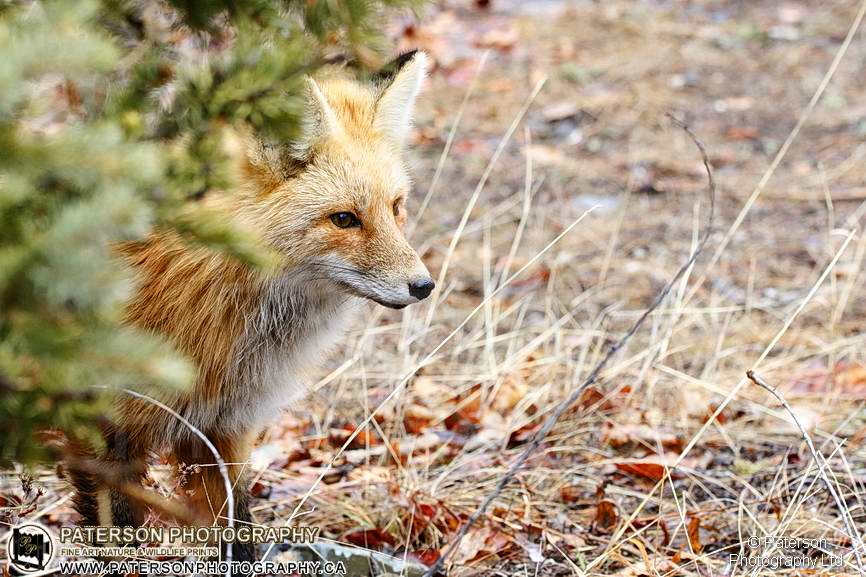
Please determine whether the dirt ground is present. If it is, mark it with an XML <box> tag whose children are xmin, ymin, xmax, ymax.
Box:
<box><xmin>6</xmin><ymin>1</ymin><xmax>866</xmax><ymax>575</ymax></box>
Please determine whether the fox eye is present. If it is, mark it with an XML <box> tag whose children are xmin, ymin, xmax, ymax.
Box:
<box><xmin>393</xmin><ymin>198</ymin><xmax>403</xmax><ymax>217</ymax></box>
<box><xmin>330</xmin><ymin>212</ymin><xmax>361</xmax><ymax>229</ymax></box>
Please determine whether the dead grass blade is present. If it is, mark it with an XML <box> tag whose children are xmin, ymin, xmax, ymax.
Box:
<box><xmin>746</xmin><ymin>370</ymin><xmax>866</xmax><ymax>573</ymax></box>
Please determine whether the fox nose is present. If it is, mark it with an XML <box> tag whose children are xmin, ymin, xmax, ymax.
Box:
<box><xmin>408</xmin><ymin>278</ymin><xmax>435</xmax><ymax>300</ymax></box>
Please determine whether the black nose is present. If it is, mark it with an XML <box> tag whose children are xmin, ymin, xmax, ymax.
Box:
<box><xmin>408</xmin><ymin>278</ymin><xmax>435</xmax><ymax>300</ymax></box>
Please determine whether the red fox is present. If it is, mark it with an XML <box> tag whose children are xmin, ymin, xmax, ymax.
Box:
<box><xmin>67</xmin><ymin>51</ymin><xmax>433</xmax><ymax>561</ymax></box>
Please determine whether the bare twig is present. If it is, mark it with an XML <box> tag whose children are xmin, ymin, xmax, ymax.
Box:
<box><xmin>423</xmin><ymin>117</ymin><xmax>716</xmax><ymax>576</ymax></box>
<box><xmin>746</xmin><ymin>370</ymin><xmax>866</xmax><ymax>573</ymax></box>
<box><xmin>117</xmin><ymin>388</ymin><xmax>235</xmax><ymax>572</ymax></box>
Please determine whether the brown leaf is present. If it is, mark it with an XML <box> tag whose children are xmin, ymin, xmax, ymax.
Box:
<box><xmin>687</xmin><ymin>516</ymin><xmax>703</xmax><ymax>553</ymax></box>
<box><xmin>404</xmin><ymin>405</ymin><xmax>434</xmax><ymax>434</ymax></box>
<box><xmin>602</xmin><ymin>423</ymin><xmax>683</xmax><ymax>452</ymax></box>
<box><xmin>509</xmin><ymin>265</ymin><xmax>551</xmax><ymax>291</ymax></box>
<box><xmin>407</xmin><ymin>502</ymin><xmax>438</xmax><ymax>537</ymax></box>
<box><xmin>475</xmin><ymin>26</ymin><xmax>519</xmax><ymax>50</ymax></box>
<box><xmin>593</xmin><ymin>499</ymin><xmax>618</xmax><ymax>533</ymax></box>
<box><xmin>577</xmin><ymin>385</ymin><xmax>616</xmax><ymax>411</ymax></box>
<box><xmin>411</xmin><ymin>549</ymin><xmax>441</xmax><ymax>566</ymax></box>
<box><xmin>615</xmin><ymin>460</ymin><xmax>678</xmax><ymax>481</ymax></box>
<box><xmin>559</xmin><ymin>485</ymin><xmax>582</xmax><ymax>504</ymax></box>
<box><xmin>417</xmin><ymin>502</ymin><xmax>437</xmax><ymax>520</ymax></box>
<box><xmin>453</xmin><ymin>527</ymin><xmax>513</xmax><ymax>565</ymax></box>
<box><xmin>283</xmin><ymin>447</ymin><xmax>312</xmax><ymax>467</ymax></box>
<box><xmin>444</xmin><ymin>387</ymin><xmax>482</xmax><ymax>434</ymax></box>
<box><xmin>725</xmin><ymin>126</ymin><xmax>760</xmax><ymax>141</ymax></box>
<box><xmin>507</xmin><ymin>422</ymin><xmax>540</xmax><ymax>448</ymax></box>
<box><xmin>632</xmin><ymin>516</ymin><xmax>671</xmax><ymax>546</ymax></box>
<box><xmin>329</xmin><ymin>424</ymin><xmax>380</xmax><ymax>449</ymax></box>
<box><xmin>250</xmin><ymin>481</ymin><xmax>271</xmax><ymax>499</ymax></box>
<box><xmin>546</xmin><ymin>531</ymin><xmax>586</xmax><ymax>551</ymax></box>
<box><xmin>491</xmin><ymin>375</ymin><xmax>529</xmax><ymax>413</ymax></box>
<box><xmin>703</xmin><ymin>403</ymin><xmax>728</xmax><ymax>425</ymax></box>
<box><xmin>343</xmin><ymin>528</ymin><xmax>396</xmax><ymax>549</ymax></box>
<box><xmin>834</xmin><ymin>362</ymin><xmax>866</xmax><ymax>395</ymax></box>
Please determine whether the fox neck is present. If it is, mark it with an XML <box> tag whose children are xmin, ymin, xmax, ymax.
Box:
<box><xmin>123</xmin><ymin>235</ymin><xmax>358</xmax><ymax>436</ymax></box>
<box><xmin>221</xmin><ymin>268</ymin><xmax>357</xmax><ymax>432</ymax></box>
<box><xmin>239</xmin><ymin>268</ymin><xmax>356</xmax><ymax>375</ymax></box>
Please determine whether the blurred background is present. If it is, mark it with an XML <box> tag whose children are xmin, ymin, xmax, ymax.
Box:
<box><xmin>3</xmin><ymin>1</ymin><xmax>866</xmax><ymax>575</ymax></box>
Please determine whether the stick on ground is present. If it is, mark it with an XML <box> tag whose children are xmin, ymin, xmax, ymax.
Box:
<box><xmin>423</xmin><ymin>117</ymin><xmax>717</xmax><ymax>576</ymax></box>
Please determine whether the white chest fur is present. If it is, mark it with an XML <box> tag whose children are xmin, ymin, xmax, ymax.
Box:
<box><xmin>217</xmin><ymin>275</ymin><xmax>356</xmax><ymax>433</ymax></box>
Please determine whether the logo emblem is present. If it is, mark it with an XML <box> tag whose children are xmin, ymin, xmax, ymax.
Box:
<box><xmin>7</xmin><ymin>523</ymin><xmax>54</xmax><ymax>573</ymax></box>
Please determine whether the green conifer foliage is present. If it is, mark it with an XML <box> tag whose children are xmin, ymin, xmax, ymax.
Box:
<box><xmin>0</xmin><ymin>0</ymin><xmax>418</xmax><ymax>464</ymax></box>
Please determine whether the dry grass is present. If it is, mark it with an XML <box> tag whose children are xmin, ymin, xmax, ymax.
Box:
<box><xmin>5</xmin><ymin>1</ymin><xmax>866</xmax><ymax>575</ymax></box>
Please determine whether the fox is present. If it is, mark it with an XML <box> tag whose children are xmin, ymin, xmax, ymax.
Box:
<box><xmin>66</xmin><ymin>51</ymin><xmax>434</xmax><ymax>563</ymax></box>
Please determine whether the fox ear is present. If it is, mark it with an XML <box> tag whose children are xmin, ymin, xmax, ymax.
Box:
<box><xmin>290</xmin><ymin>77</ymin><xmax>343</xmax><ymax>161</ymax></box>
<box><xmin>374</xmin><ymin>51</ymin><xmax>428</xmax><ymax>146</ymax></box>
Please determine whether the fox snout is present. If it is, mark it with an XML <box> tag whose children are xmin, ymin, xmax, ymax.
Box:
<box><xmin>372</xmin><ymin>273</ymin><xmax>434</xmax><ymax>309</ymax></box>
<box><xmin>360</xmin><ymin>257</ymin><xmax>435</xmax><ymax>310</ymax></box>
<box><xmin>313</xmin><ymin>245</ymin><xmax>433</xmax><ymax>310</ymax></box>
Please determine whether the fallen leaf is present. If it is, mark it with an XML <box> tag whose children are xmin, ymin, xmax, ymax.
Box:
<box><xmin>577</xmin><ymin>385</ymin><xmax>616</xmax><ymax>411</ymax></box>
<box><xmin>329</xmin><ymin>424</ymin><xmax>380</xmax><ymax>449</ymax></box>
<box><xmin>408</xmin><ymin>502</ymin><xmax>438</xmax><ymax>537</ymax></box>
<box><xmin>507</xmin><ymin>422</ymin><xmax>540</xmax><ymax>448</ymax></box>
<box><xmin>593</xmin><ymin>499</ymin><xmax>618</xmax><ymax>533</ymax></box>
<box><xmin>687</xmin><ymin>516</ymin><xmax>703</xmax><ymax>553</ymax></box>
<box><xmin>546</xmin><ymin>531</ymin><xmax>586</xmax><ymax>551</ymax></box>
<box><xmin>410</xmin><ymin>549</ymin><xmax>441</xmax><ymax>566</ymax></box>
<box><xmin>559</xmin><ymin>485</ymin><xmax>582</xmax><ymax>504</ymax></box>
<box><xmin>615</xmin><ymin>460</ymin><xmax>670</xmax><ymax>481</ymax></box>
<box><xmin>725</xmin><ymin>126</ymin><xmax>760</xmax><ymax>141</ymax></box>
<box><xmin>491</xmin><ymin>374</ymin><xmax>529</xmax><ymax>413</ymax></box>
<box><xmin>343</xmin><ymin>528</ymin><xmax>396</xmax><ymax>549</ymax></box>
<box><xmin>250</xmin><ymin>481</ymin><xmax>271</xmax><ymax>499</ymax></box>
<box><xmin>541</xmin><ymin>101</ymin><xmax>581</xmax><ymax>122</ymax></box>
<box><xmin>834</xmin><ymin>362</ymin><xmax>866</xmax><ymax>395</ymax></box>
<box><xmin>633</xmin><ymin>516</ymin><xmax>670</xmax><ymax>546</ymax></box>
<box><xmin>602</xmin><ymin>423</ymin><xmax>683</xmax><ymax>452</ymax></box>
<box><xmin>404</xmin><ymin>405</ymin><xmax>435</xmax><ymax>434</ymax></box>
<box><xmin>453</xmin><ymin>527</ymin><xmax>513</xmax><ymax>564</ymax></box>
<box><xmin>476</xmin><ymin>26</ymin><xmax>519</xmax><ymax>50</ymax></box>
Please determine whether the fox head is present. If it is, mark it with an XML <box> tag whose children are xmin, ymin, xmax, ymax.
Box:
<box><xmin>241</xmin><ymin>51</ymin><xmax>434</xmax><ymax>309</ymax></box>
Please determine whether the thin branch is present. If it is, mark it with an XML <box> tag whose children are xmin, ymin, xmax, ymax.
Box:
<box><xmin>113</xmin><ymin>387</ymin><xmax>235</xmax><ymax>573</ymax></box>
<box><xmin>423</xmin><ymin>117</ymin><xmax>716</xmax><ymax>576</ymax></box>
<box><xmin>746</xmin><ymin>370</ymin><xmax>866</xmax><ymax>573</ymax></box>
